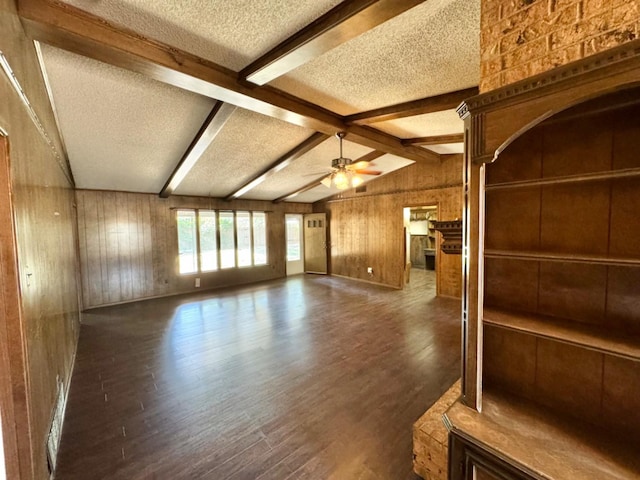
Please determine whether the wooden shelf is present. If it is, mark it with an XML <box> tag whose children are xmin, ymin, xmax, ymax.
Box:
<box><xmin>444</xmin><ymin>390</ymin><xmax>640</xmax><ymax>480</ymax></box>
<box><xmin>485</xmin><ymin>167</ymin><xmax>640</xmax><ymax>191</ymax></box>
<box><xmin>483</xmin><ymin>307</ymin><xmax>640</xmax><ymax>361</ymax></box>
<box><xmin>484</xmin><ymin>249</ymin><xmax>640</xmax><ymax>267</ymax></box>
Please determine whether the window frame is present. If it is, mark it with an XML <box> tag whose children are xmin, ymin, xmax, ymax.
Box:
<box><xmin>176</xmin><ymin>208</ymin><xmax>268</xmax><ymax>275</ymax></box>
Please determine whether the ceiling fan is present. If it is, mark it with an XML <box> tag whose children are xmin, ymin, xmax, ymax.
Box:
<box><xmin>320</xmin><ymin>132</ymin><xmax>382</xmax><ymax>190</ymax></box>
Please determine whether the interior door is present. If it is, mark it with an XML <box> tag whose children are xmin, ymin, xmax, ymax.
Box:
<box><xmin>303</xmin><ymin>213</ymin><xmax>327</xmax><ymax>274</ymax></box>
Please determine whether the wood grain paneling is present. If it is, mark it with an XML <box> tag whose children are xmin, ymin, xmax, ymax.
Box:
<box><xmin>541</xmin><ymin>115</ymin><xmax>613</xmax><ymax>178</ymax></box>
<box><xmin>540</xmin><ymin>182</ymin><xmax>610</xmax><ymax>255</ymax></box>
<box><xmin>1</xmin><ymin>1</ymin><xmax>81</xmax><ymax>477</ymax></box>
<box><xmin>535</xmin><ymin>339</ymin><xmax>604</xmax><ymax>425</ymax></box>
<box><xmin>485</xmin><ymin>127</ymin><xmax>542</xmax><ymax>185</ymax></box>
<box><xmin>483</xmin><ymin>258</ymin><xmax>538</xmax><ymax>313</ymax></box>
<box><xmin>315</xmin><ymin>155</ymin><xmax>463</xmax><ymax>296</ymax></box>
<box><xmin>537</xmin><ymin>262</ymin><xmax>607</xmax><ymax>326</ymax></box>
<box><xmin>76</xmin><ymin>190</ymin><xmax>313</xmax><ymax>309</ymax></box>
<box><xmin>485</xmin><ymin>188</ymin><xmax>541</xmax><ymax>251</ymax></box>
<box><xmin>607</xmin><ymin>266</ymin><xmax>640</xmax><ymax>335</ymax></box>
<box><xmin>483</xmin><ymin>326</ymin><xmax>536</xmax><ymax>399</ymax></box>
<box><xmin>602</xmin><ymin>355</ymin><xmax>640</xmax><ymax>436</ymax></box>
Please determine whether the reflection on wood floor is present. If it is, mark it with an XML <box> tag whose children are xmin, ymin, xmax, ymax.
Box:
<box><xmin>55</xmin><ymin>271</ymin><xmax>460</xmax><ymax>479</ymax></box>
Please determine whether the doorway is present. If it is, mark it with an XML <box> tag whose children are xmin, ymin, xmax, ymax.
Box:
<box><xmin>403</xmin><ymin>205</ymin><xmax>438</xmax><ymax>292</ymax></box>
<box><xmin>285</xmin><ymin>214</ymin><xmax>304</xmax><ymax>276</ymax></box>
<box><xmin>0</xmin><ymin>134</ymin><xmax>28</xmax><ymax>479</ymax></box>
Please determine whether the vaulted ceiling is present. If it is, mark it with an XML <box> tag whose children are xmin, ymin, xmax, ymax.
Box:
<box><xmin>21</xmin><ymin>0</ymin><xmax>480</xmax><ymax>203</ymax></box>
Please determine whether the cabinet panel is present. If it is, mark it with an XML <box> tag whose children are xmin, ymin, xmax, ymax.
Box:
<box><xmin>602</xmin><ymin>356</ymin><xmax>640</xmax><ymax>435</ymax></box>
<box><xmin>541</xmin><ymin>115</ymin><xmax>613</xmax><ymax>178</ymax></box>
<box><xmin>612</xmin><ymin>107</ymin><xmax>640</xmax><ymax>170</ymax></box>
<box><xmin>485</xmin><ymin>188</ymin><xmax>541</xmax><ymax>251</ymax></box>
<box><xmin>538</xmin><ymin>262</ymin><xmax>607</xmax><ymax>326</ymax></box>
<box><xmin>609</xmin><ymin>178</ymin><xmax>640</xmax><ymax>258</ymax></box>
<box><xmin>535</xmin><ymin>338</ymin><xmax>603</xmax><ymax>424</ymax></box>
<box><xmin>484</xmin><ymin>326</ymin><xmax>537</xmax><ymax>398</ymax></box>
<box><xmin>485</xmin><ymin>129</ymin><xmax>542</xmax><ymax>185</ymax></box>
<box><xmin>484</xmin><ymin>258</ymin><xmax>538</xmax><ymax>312</ymax></box>
<box><xmin>607</xmin><ymin>266</ymin><xmax>640</xmax><ymax>334</ymax></box>
<box><xmin>540</xmin><ymin>182</ymin><xmax>610</xmax><ymax>255</ymax></box>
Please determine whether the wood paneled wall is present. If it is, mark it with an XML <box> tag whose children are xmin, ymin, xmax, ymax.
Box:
<box><xmin>76</xmin><ymin>190</ymin><xmax>312</xmax><ymax>309</ymax></box>
<box><xmin>315</xmin><ymin>155</ymin><xmax>463</xmax><ymax>297</ymax></box>
<box><xmin>0</xmin><ymin>0</ymin><xmax>81</xmax><ymax>477</ymax></box>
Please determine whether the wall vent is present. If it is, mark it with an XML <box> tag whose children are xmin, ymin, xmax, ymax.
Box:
<box><xmin>355</xmin><ymin>185</ymin><xmax>367</xmax><ymax>193</ymax></box>
<box><xmin>46</xmin><ymin>378</ymin><xmax>65</xmax><ymax>476</ymax></box>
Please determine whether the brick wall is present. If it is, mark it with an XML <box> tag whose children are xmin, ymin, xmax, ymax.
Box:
<box><xmin>481</xmin><ymin>0</ymin><xmax>639</xmax><ymax>92</ymax></box>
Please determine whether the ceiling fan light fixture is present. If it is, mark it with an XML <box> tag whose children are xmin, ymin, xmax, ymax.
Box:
<box><xmin>333</xmin><ymin>170</ymin><xmax>349</xmax><ymax>189</ymax></box>
<box><xmin>351</xmin><ymin>175</ymin><xmax>363</xmax><ymax>188</ymax></box>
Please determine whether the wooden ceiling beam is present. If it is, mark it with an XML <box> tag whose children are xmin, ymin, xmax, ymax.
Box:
<box><xmin>273</xmin><ymin>150</ymin><xmax>384</xmax><ymax>203</ymax></box>
<box><xmin>241</xmin><ymin>0</ymin><xmax>425</xmax><ymax>86</ymax></box>
<box><xmin>402</xmin><ymin>133</ymin><xmax>464</xmax><ymax>146</ymax></box>
<box><xmin>159</xmin><ymin>102</ymin><xmax>236</xmax><ymax>198</ymax></box>
<box><xmin>18</xmin><ymin>0</ymin><xmax>437</xmax><ymax>163</ymax></box>
<box><xmin>225</xmin><ymin>132</ymin><xmax>328</xmax><ymax>201</ymax></box>
<box><xmin>345</xmin><ymin>87</ymin><xmax>479</xmax><ymax>125</ymax></box>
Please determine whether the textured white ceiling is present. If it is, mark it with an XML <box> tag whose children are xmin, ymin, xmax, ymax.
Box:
<box><xmin>43</xmin><ymin>0</ymin><xmax>478</xmax><ymax>202</ymax></box>
<box><xmin>270</xmin><ymin>0</ymin><xmax>480</xmax><ymax>115</ymax></box>
<box><xmin>287</xmin><ymin>154</ymin><xmax>414</xmax><ymax>203</ymax></box>
<box><xmin>426</xmin><ymin>143</ymin><xmax>464</xmax><ymax>155</ymax></box>
<box><xmin>60</xmin><ymin>0</ymin><xmax>342</xmax><ymax>71</ymax></box>
<box><xmin>245</xmin><ymin>137</ymin><xmax>374</xmax><ymax>200</ymax></box>
<box><xmin>38</xmin><ymin>44</ymin><xmax>215</xmax><ymax>193</ymax></box>
<box><xmin>174</xmin><ymin>107</ymin><xmax>315</xmax><ymax>197</ymax></box>
<box><xmin>372</xmin><ymin>109</ymin><xmax>464</xmax><ymax>138</ymax></box>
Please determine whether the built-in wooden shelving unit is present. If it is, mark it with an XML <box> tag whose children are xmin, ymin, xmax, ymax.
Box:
<box><xmin>483</xmin><ymin>307</ymin><xmax>640</xmax><ymax>361</ymax></box>
<box><xmin>448</xmin><ymin>43</ymin><xmax>640</xmax><ymax>479</ymax></box>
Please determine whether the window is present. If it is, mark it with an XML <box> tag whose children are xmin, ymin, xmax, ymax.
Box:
<box><xmin>177</xmin><ymin>209</ymin><xmax>268</xmax><ymax>274</ymax></box>
<box><xmin>218</xmin><ymin>211</ymin><xmax>235</xmax><ymax>269</ymax></box>
<box><xmin>286</xmin><ymin>215</ymin><xmax>301</xmax><ymax>261</ymax></box>
<box><xmin>253</xmin><ymin>212</ymin><xmax>267</xmax><ymax>265</ymax></box>
<box><xmin>199</xmin><ymin>211</ymin><xmax>217</xmax><ymax>272</ymax></box>
<box><xmin>177</xmin><ymin>210</ymin><xmax>197</xmax><ymax>274</ymax></box>
<box><xmin>236</xmin><ymin>211</ymin><xmax>251</xmax><ymax>267</ymax></box>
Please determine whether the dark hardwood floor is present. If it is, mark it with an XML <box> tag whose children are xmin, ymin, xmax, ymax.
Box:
<box><xmin>54</xmin><ymin>270</ymin><xmax>461</xmax><ymax>479</ymax></box>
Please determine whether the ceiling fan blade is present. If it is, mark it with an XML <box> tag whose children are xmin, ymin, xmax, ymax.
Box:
<box><xmin>351</xmin><ymin>160</ymin><xmax>372</xmax><ymax>169</ymax></box>
<box><xmin>355</xmin><ymin>169</ymin><xmax>382</xmax><ymax>176</ymax></box>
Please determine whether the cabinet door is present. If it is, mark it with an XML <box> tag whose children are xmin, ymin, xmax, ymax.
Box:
<box><xmin>449</xmin><ymin>434</ymin><xmax>533</xmax><ymax>480</ymax></box>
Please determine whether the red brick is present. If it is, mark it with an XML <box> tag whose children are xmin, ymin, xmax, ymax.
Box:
<box><xmin>529</xmin><ymin>42</ymin><xmax>584</xmax><ymax>74</ymax></box>
<box><xmin>611</xmin><ymin>3</ymin><xmax>639</xmax><ymax>25</ymax></box>
<box><xmin>482</xmin><ymin>1</ymin><xmax>502</xmax><ymax>28</ymax></box>
<box><xmin>501</xmin><ymin>0</ymin><xmax>547</xmax><ymax>20</ymax></box>
<box><xmin>481</xmin><ymin>55</ymin><xmax>504</xmax><ymax>78</ymax></box>
<box><xmin>502</xmin><ymin>62</ymin><xmax>534</xmax><ymax>85</ymax></box>
<box><xmin>583</xmin><ymin>23</ymin><xmax>638</xmax><ymax>55</ymax></box>
<box><xmin>481</xmin><ymin>41</ymin><xmax>502</xmax><ymax>62</ymax></box>
<box><xmin>501</xmin><ymin>36</ymin><xmax>548</xmax><ymax>68</ymax></box>
<box><xmin>480</xmin><ymin>73</ymin><xmax>502</xmax><ymax>93</ymax></box>
<box><xmin>582</xmin><ymin>0</ymin><xmax>610</xmax><ymax>17</ymax></box>
<box><xmin>500</xmin><ymin>24</ymin><xmax>547</xmax><ymax>54</ymax></box>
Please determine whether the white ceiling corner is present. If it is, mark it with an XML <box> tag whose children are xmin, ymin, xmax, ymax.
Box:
<box><xmin>38</xmin><ymin>44</ymin><xmax>216</xmax><ymax>193</ymax></box>
<box><xmin>372</xmin><ymin>109</ymin><xmax>465</xmax><ymax>139</ymax></box>
<box><xmin>270</xmin><ymin>0</ymin><xmax>480</xmax><ymax>115</ymax></box>
<box><xmin>174</xmin><ymin>108</ymin><xmax>315</xmax><ymax>198</ymax></box>
<box><xmin>60</xmin><ymin>0</ymin><xmax>343</xmax><ymax>71</ymax></box>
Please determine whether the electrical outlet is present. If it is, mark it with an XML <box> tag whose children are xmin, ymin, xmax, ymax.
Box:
<box><xmin>367</xmin><ymin>267</ymin><xmax>373</xmax><ymax>275</ymax></box>
<box><xmin>195</xmin><ymin>278</ymin><xmax>200</xmax><ymax>288</ymax></box>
